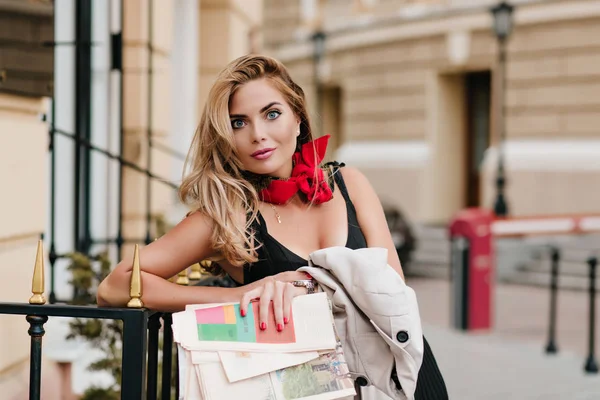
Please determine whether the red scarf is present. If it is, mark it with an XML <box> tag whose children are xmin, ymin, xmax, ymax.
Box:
<box><xmin>259</xmin><ymin>135</ymin><xmax>333</xmax><ymax>205</ymax></box>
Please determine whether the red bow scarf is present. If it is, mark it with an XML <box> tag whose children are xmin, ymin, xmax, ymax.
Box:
<box><xmin>259</xmin><ymin>135</ymin><xmax>333</xmax><ymax>205</ymax></box>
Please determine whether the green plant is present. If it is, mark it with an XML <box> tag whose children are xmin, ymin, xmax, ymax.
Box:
<box><xmin>66</xmin><ymin>251</ymin><xmax>122</xmax><ymax>400</ymax></box>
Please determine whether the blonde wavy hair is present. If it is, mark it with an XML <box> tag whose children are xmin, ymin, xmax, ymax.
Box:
<box><xmin>178</xmin><ymin>54</ymin><xmax>314</xmax><ymax>268</ymax></box>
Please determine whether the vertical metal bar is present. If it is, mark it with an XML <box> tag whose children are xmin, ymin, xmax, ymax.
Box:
<box><xmin>74</xmin><ymin>0</ymin><xmax>93</xmax><ymax>254</ymax></box>
<box><xmin>27</xmin><ymin>315</ymin><xmax>49</xmax><ymax>400</ymax></box>
<box><xmin>49</xmin><ymin>98</ymin><xmax>57</xmax><ymax>304</ymax></box>
<box><xmin>545</xmin><ymin>247</ymin><xmax>559</xmax><ymax>354</ymax></box>
<box><xmin>493</xmin><ymin>35</ymin><xmax>509</xmax><ymax>216</ymax></box>
<box><xmin>584</xmin><ymin>257</ymin><xmax>598</xmax><ymax>373</ymax></box>
<box><xmin>451</xmin><ymin>237</ymin><xmax>469</xmax><ymax>330</ymax></box>
<box><xmin>121</xmin><ymin>312</ymin><xmax>148</xmax><ymax>399</ymax></box>
<box><xmin>145</xmin><ymin>0</ymin><xmax>153</xmax><ymax>245</ymax></box>
<box><xmin>147</xmin><ymin>313</ymin><xmax>161</xmax><ymax>400</ymax></box>
<box><xmin>116</xmin><ymin>0</ymin><xmax>125</xmax><ymax>260</ymax></box>
<box><xmin>161</xmin><ymin>313</ymin><xmax>174</xmax><ymax>400</ymax></box>
<box><xmin>312</xmin><ymin>31</ymin><xmax>325</xmax><ymax>137</ymax></box>
<box><xmin>460</xmin><ymin>239</ymin><xmax>470</xmax><ymax>330</ymax></box>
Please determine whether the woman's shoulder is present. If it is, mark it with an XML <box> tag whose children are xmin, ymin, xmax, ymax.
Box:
<box><xmin>333</xmin><ymin>164</ymin><xmax>380</xmax><ymax>208</ymax></box>
<box><xmin>323</xmin><ymin>161</ymin><xmax>369</xmax><ymax>189</ymax></box>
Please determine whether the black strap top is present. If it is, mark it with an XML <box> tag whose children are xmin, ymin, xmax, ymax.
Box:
<box><xmin>240</xmin><ymin>165</ymin><xmax>367</xmax><ymax>285</ymax></box>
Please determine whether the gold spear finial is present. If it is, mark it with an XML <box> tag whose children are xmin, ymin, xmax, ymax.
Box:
<box><xmin>127</xmin><ymin>244</ymin><xmax>144</xmax><ymax>308</ymax></box>
<box><xmin>29</xmin><ymin>240</ymin><xmax>46</xmax><ymax>305</ymax></box>
<box><xmin>200</xmin><ymin>259</ymin><xmax>212</xmax><ymax>271</ymax></box>
<box><xmin>176</xmin><ymin>268</ymin><xmax>189</xmax><ymax>286</ymax></box>
<box><xmin>189</xmin><ymin>263</ymin><xmax>202</xmax><ymax>280</ymax></box>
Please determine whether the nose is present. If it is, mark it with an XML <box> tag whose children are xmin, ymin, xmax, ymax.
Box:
<box><xmin>250</xmin><ymin>123</ymin><xmax>267</xmax><ymax>143</ymax></box>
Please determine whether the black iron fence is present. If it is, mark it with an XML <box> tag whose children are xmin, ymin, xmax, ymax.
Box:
<box><xmin>0</xmin><ymin>303</ymin><xmax>160</xmax><ymax>400</ymax></box>
<box><xmin>0</xmin><ymin>241</ymin><xmax>184</xmax><ymax>400</ymax></box>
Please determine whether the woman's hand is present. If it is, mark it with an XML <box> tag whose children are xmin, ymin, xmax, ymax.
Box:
<box><xmin>239</xmin><ymin>271</ymin><xmax>310</xmax><ymax>332</ymax></box>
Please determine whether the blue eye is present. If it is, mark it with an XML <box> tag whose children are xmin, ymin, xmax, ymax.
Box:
<box><xmin>266</xmin><ymin>110</ymin><xmax>281</xmax><ymax>120</ymax></box>
<box><xmin>231</xmin><ymin>119</ymin><xmax>245</xmax><ymax>129</ymax></box>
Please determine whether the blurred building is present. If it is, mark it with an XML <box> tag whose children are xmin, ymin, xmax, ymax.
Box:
<box><xmin>1</xmin><ymin>0</ymin><xmax>599</xmax><ymax>396</ymax></box>
<box><xmin>263</xmin><ymin>0</ymin><xmax>600</xmax><ymax>225</ymax></box>
<box><xmin>0</xmin><ymin>0</ymin><xmax>262</xmax><ymax>397</ymax></box>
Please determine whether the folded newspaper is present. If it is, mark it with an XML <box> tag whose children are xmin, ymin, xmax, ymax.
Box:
<box><xmin>173</xmin><ymin>292</ymin><xmax>356</xmax><ymax>400</ymax></box>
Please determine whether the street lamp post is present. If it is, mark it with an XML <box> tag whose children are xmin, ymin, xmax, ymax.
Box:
<box><xmin>312</xmin><ymin>30</ymin><xmax>326</xmax><ymax>136</ymax></box>
<box><xmin>490</xmin><ymin>1</ymin><xmax>514</xmax><ymax>217</ymax></box>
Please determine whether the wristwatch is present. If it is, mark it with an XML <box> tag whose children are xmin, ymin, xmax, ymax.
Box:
<box><xmin>291</xmin><ymin>279</ymin><xmax>317</xmax><ymax>294</ymax></box>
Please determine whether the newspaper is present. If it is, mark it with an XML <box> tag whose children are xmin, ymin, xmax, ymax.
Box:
<box><xmin>216</xmin><ymin>350</ymin><xmax>320</xmax><ymax>382</ymax></box>
<box><xmin>173</xmin><ymin>292</ymin><xmax>356</xmax><ymax>400</ymax></box>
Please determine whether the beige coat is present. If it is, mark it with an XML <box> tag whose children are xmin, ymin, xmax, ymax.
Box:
<box><xmin>300</xmin><ymin>247</ymin><xmax>424</xmax><ymax>400</ymax></box>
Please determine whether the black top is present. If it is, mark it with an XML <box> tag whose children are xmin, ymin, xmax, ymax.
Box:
<box><xmin>239</xmin><ymin>166</ymin><xmax>367</xmax><ymax>285</ymax></box>
<box><xmin>228</xmin><ymin>166</ymin><xmax>449</xmax><ymax>399</ymax></box>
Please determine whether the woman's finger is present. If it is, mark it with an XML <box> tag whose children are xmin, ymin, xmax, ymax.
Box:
<box><xmin>272</xmin><ymin>281</ymin><xmax>285</xmax><ymax>331</ymax></box>
<box><xmin>240</xmin><ymin>286</ymin><xmax>262</xmax><ymax>318</ymax></box>
<box><xmin>282</xmin><ymin>282</ymin><xmax>296</xmax><ymax>325</ymax></box>
<box><xmin>258</xmin><ymin>281</ymin><xmax>274</xmax><ymax>330</ymax></box>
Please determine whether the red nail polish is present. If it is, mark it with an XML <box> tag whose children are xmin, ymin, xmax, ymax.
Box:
<box><xmin>277</xmin><ymin>324</ymin><xmax>283</xmax><ymax>332</ymax></box>
<box><xmin>260</xmin><ymin>322</ymin><xmax>266</xmax><ymax>330</ymax></box>
<box><xmin>284</xmin><ymin>317</ymin><xmax>289</xmax><ymax>324</ymax></box>
<box><xmin>241</xmin><ymin>309</ymin><xmax>246</xmax><ymax>317</ymax></box>
<box><xmin>304</xmin><ymin>272</ymin><xmax>312</xmax><ymax>279</ymax></box>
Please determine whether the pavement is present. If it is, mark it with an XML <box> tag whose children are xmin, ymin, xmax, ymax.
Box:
<box><xmin>409</xmin><ymin>277</ymin><xmax>600</xmax><ymax>399</ymax></box>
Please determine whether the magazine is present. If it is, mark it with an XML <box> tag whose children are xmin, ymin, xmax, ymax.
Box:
<box><xmin>173</xmin><ymin>292</ymin><xmax>337</xmax><ymax>353</ymax></box>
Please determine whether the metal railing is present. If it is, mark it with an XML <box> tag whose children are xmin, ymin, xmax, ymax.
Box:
<box><xmin>0</xmin><ymin>241</ymin><xmax>179</xmax><ymax>400</ymax></box>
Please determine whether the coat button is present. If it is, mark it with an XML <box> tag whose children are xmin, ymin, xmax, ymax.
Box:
<box><xmin>355</xmin><ymin>376</ymin><xmax>369</xmax><ymax>387</ymax></box>
<box><xmin>396</xmin><ymin>330</ymin><xmax>409</xmax><ymax>343</ymax></box>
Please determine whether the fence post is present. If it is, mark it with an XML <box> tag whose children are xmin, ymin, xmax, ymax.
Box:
<box><xmin>147</xmin><ymin>313</ymin><xmax>162</xmax><ymax>400</ymax></box>
<box><xmin>26</xmin><ymin>315</ymin><xmax>49</xmax><ymax>400</ymax></box>
<box><xmin>584</xmin><ymin>256</ymin><xmax>598</xmax><ymax>373</ymax></box>
<box><xmin>162</xmin><ymin>313</ymin><xmax>174</xmax><ymax>400</ymax></box>
<box><xmin>545</xmin><ymin>247</ymin><xmax>560</xmax><ymax>354</ymax></box>
<box><xmin>121</xmin><ymin>311</ymin><xmax>149</xmax><ymax>399</ymax></box>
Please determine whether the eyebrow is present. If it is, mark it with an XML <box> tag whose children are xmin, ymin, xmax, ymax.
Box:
<box><xmin>230</xmin><ymin>102</ymin><xmax>282</xmax><ymax>119</ymax></box>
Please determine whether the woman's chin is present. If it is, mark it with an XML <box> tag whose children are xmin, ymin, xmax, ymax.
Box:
<box><xmin>244</xmin><ymin>165</ymin><xmax>277</xmax><ymax>176</ymax></box>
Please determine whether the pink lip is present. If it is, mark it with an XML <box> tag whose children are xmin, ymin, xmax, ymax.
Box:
<box><xmin>251</xmin><ymin>148</ymin><xmax>275</xmax><ymax>160</ymax></box>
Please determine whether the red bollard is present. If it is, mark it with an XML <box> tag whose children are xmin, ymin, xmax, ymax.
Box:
<box><xmin>449</xmin><ymin>208</ymin><xmax>495</xmax><ymax>331</ymax></box>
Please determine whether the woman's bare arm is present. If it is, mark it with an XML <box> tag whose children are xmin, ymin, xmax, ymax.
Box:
<box><xmin>97</xmin><ymin>212</ymin><xmax>246</xmax><ymax>311</ymax></box>
<box><xmin>340</xmin><ymin>167</ymin><xmax>405</xmax><ymax>280</ymax></box>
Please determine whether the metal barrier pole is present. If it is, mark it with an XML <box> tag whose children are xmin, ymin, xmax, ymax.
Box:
<box><xmin>584</xmin><ymin>256</ymin><xmax>598</xmax><ymax>373</ymax></box>
<box><xmin>451</xmin><ymin>236</ymin><xmax>470</xmax><ymax>330</ymax></box>
<box><xmin>26</xmin><ymin>315</ymin><xmax>49</xmax><ymax>400</ymax></box>
<box><xmin>145</xmin><ymin>0</ymin><xmax>154</xmax><ymax>245</ymax></box>
<box><xmin>545</xmin><ymin>247</ymin><xmax>560</xmax><ymax>354</ymax></box>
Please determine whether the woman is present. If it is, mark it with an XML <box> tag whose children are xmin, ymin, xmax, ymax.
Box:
<box><xmin>97</xmin><ymin>54</ymin><xmax>447</xmax><ymax>399</ymax></box>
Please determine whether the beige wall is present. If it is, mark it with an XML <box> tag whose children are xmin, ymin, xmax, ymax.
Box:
<box><xmin>122</xmin><ymin>0</ymin><xmax>175</xmax><ymax>254</ymax></box>
<box><xmin>199</xmin><ymin>0</ymin><xmax>264</xmax><ymax>110</ymax></box>
<box><xmin>266</xmin><ymin>0</ymin><xmax>600</xmax><ymax>223</ymax></box>
<box><xmin>0</xmin><ymin>93</ymin><xmax>47</xmax><ymax>375</ymax></box>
